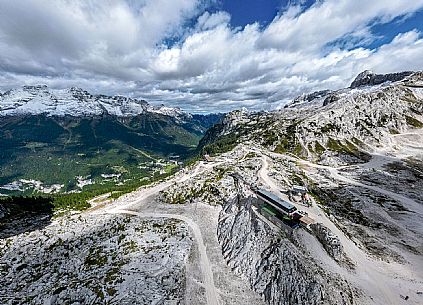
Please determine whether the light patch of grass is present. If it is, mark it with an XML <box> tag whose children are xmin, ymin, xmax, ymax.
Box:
<box><xmin>405</xmin><ymin>115</ymin><xmax>423</xmax><ymax>128</ymax></box>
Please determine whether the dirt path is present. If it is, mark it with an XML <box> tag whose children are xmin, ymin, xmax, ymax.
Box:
<box><xmin>272</xmin><ymin>152</ymin><xmax>423</xmax><ymax>215</ymax></box>
<box><xmin>109</xmin><ymin>209</ymin><xmax>220</xmax><ymax>305</ymax></box>
<box><xmin>102</xmin><ymin>161</ymin><xmax>222</xmax><ymax>213</ymax></box>
<box><xmin>326</xmin><ymin>167</ymin><xmax>423</xmax><ymax>214</ymax></box>
<box><xmin>96</xmin><ymin>160</ymin><xmax>224</xmax><ymax>305</ymax></box>
<box><xmin>258</xmin><ymin>154</ymin><xmax>423</xmax><ymax>305</ymax></box>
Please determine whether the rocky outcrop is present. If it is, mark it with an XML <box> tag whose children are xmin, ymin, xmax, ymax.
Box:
<box><xmin>350</xmin><ymin>70</ymin><xmax>413</xmax><ymax>88</ymax></box>
<box><xmin>322</xmin><ymin>94</ymin><xmax>339</xmax><ymax>106</ymax></box>
<box><xmin>0</xmin><ymin>214</ymin><xmax>192</xmax><ymax>304</ymax></box>
<box><xmin>286</xmin><ymin>89</ymin><xmax>332</xmax><ymax>108</ymax></box>
<box><xmin>202</xmin><ymin>71</ymin><xmax>423</xmax><ymax>165</ymax></box>
<box><xmin>217</xmin><ymin>194</ymin><xmax>355</xmax><ymax>305</ymax></box>
<box><xmin>309</xmin><ymin>223</ymin><xmax>344</xmax><ymax>262</ymax></box>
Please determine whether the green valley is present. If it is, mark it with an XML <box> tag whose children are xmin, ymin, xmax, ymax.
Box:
<box><xmin>0</xmin><ymin>113</ymin><xmax>221</xmax><ymax>209</ymax></box>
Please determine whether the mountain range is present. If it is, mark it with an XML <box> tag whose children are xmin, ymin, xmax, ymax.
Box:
<box><xmin>0</xmin><ymin>85</ymin><xmax>183</xmax><ymax>118</ymax></box>
<box><xmin>200</xmin><ymin>70</ymin><xmax>423</xmax><ymax>163</ymax></box>
<box><xmin>176</xmin><ymin>70</ymin><xmax>423</xmax><ymax>304</ymax></box>
<box><xmin>0</xmin><ymin>86</ymin><xmax>222</xmax><ymax>195</ymax></box>
<box><xmin>1</xmin><ymin>71</ymin><xmax>422</xmax><ymax>305</ymax></box>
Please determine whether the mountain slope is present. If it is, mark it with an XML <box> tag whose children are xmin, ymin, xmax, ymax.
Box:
<box><xmin>196</xmin><ymin>70</ymin><xmax>423</xmax><ymax>261</ymax></box>
<box><xmin>0</xmin><ymin>86</ymin><xmax>223</xmax><ymax>195</ymax></box>
<box><xmin>199</xmin><ymin>71</ymin><xmax>423</xmax><ymax>164</ymax></box>
<box><xmin>1</xmin><ymin>72</ymin><xmax>422</xmax><ymax>305</ymax></box>
<box><xmin>0</xmin><ymin>85</ymin><xmax>178</xmax><ymax>118</ymax></box>
<box><xmin>169</xmin><ymin>71</ymin><xmax>423</xmax><ymax>305</ymax></box>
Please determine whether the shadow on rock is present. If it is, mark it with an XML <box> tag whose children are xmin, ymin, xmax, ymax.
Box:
<box><xmin>0</xmin><ymin>196</ymin><xmax>54</xmax><ymax>239</ymax></box>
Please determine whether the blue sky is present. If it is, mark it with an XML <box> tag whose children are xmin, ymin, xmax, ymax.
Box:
<box><xmin>368</xmin><ymin>9</ymin><xmax>423</xmax><ymax>48</ymax></box>
<box><xmin>1</xmin><ymin>0</ymin><xmax>423</xmax><ymax>113</ymax></box>
<box><xmin>215</xmin><ymin>0</ymin><xmax>423</xmax><ymax>49</ymax></box>
<box><xmin>219</xmin><ymin>0</ymin><xmax>283</xmax><ymax>28</ymax></box>
<box><xmin>216</xmin><ymin>0</ymin><xmax>318</xmax><ymax>28</ymax></box>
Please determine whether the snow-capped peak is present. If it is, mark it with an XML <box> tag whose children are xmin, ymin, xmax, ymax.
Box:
<box><xmin>146</xmin><ymin>104</ymin><xmax>190</xmax><ymax>119</ymax></box>
<box><xmin>0</xmin><ymin>85</ymin><xmax>186</xmax><ymax>119</ymax></box>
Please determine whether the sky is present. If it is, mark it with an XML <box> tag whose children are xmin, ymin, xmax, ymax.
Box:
<box><xmin>0</xmin><ymin>0</ymin><xmax>423</xmax><ymax>113</ymax></box>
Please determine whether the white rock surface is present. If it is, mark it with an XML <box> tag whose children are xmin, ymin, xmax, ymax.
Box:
<box><xmin>0</xmin><ymin>214</ymin><xmax>192</xmax><ymax>304</ymax></box>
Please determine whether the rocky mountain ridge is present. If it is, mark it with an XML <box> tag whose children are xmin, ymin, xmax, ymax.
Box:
<box><xmin>0</xmin><ymin>85</ymin><xmax>188</xmax><ymax>119</ymax></box>
<box><xmin>193</xmin><ymin>72</ymin><xmax>423</xmax><ymax>304</ymax></box>
<box><xmin>200</xmin><ymin>71</ymin><xmax>423</xmax><ymax>165</ymax></box>
<box><xmin>350</xmin><ymin>70</ymin><xmax>414</xmax><ymax>89</ymax></box>
<box><xmin>217</xmin><ymin>194</ymin><xmax>355</xmax><ymax>305</ymax></box>
<box><xmin>284</xmin><ymin>70</ymin><xmax>416</xmax><ymax>109</ymax></box>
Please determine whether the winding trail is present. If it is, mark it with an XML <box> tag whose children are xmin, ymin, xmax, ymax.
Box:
<box><xmin>326</xmin><ymin>167</ymin><xmax>423</xmax><ymax>214</ymax></box>
<box><xmin>109</xmin><ymin>209</ymin><xmax>220</xmax><ymax>305</ymax></box>
<box><xmin>105</xmin><ymin>161</ymin><xmax>223</xmax><ymax>213</ymax></box>
<box><xmin>271</xmin><ymin>152</ymin><xmax>423</xmax><ymax>214</ymax></box>
<box><xmin>98</xmin><ymin>160</ymin><xmax>223</xmax><ymax>305</ymax></box>
<box><xmin>258</xmin><ymin>153</ymin><xmax>423</xmax><ymax>305</ymax></box>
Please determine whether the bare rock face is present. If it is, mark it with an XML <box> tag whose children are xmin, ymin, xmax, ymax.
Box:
<box><xmin>217</xmin><ymin>195</ymin><xmax>355</xmax><ymax>305</ymax></box>
<box><xmin>322</xmin><ymin>94</ymin><xmax>339</xmax><ymax>106</ymax></box>
<box><xmin>286</xmin><ymin>89</ymin><xmax>333</xmax><ymax>108</ymax></box>
<box><xmin>309</xmin><ymin>223</ymin><xmax>344</xmax><ymax>262</ymax></box>
<box><xmin>202</xmin><ymin>71</ymin><xmax>423</xmax><ymax>166</ymax></box>
<box><xmin>0</xmin><ymin>214</ymin><xmax>192</xmax><ymax>305</ymax></box>
<box><xmin>350</xmin><ymin>70</ymin><xmax>413</xmax><ymax>88</ymax></box>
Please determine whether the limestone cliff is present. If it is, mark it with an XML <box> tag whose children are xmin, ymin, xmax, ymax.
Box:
<box><xmin>217</xmin><ymin>194</ymin><xmax>355</xmax><ymax>305</ymax></box>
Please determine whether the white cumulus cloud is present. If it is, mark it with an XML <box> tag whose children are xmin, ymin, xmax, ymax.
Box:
<box><xmin>0</xmin><ymin>0</ymin><xmax>423</xmax><ymax>113</ymax></box>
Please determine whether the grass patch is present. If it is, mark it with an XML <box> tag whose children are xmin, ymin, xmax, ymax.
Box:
<box><xmin>326</xmin><ymin>138</ymin><xmax>344</xmax><ymax>152</ymax></box>
<box><xmin>200</xmin><ymin>133</ymin><xmax>238</xmax><ymax>156</ymax></box>
<box><xmin>389</xmin><ymin>129</ymin><xmax>400</xmax><ymax>134</ymax></box>
<box><xmin>84</xmin><ymin>248</ymin><xmax>108</xmax><ymax>267</ymax></box>
<box><xmin>314</xmin><ymin>141</ymin><xmax>326</xmax><ymax>154</ymax></box>
<box><xmin>405</xmin><ymin>115</ymin><xmax>423</xmax><ymax>128</ymax></box>
<box><xmin>326</xmin><ymin>137</ymin><xmax>370</xmax><ymax>161</ymax></box>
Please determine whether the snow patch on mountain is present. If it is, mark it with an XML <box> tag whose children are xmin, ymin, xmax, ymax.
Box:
<box><xmin>0</xmin><ymin>85</ymin><xmax>186</xmax><ymax>119</ymax></box>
